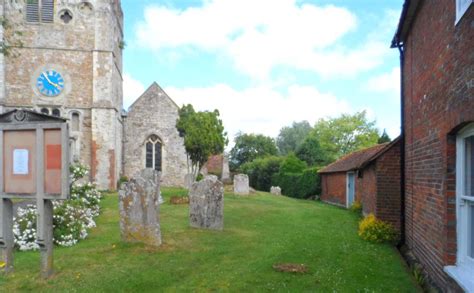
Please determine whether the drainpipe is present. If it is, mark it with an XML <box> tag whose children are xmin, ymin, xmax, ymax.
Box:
<box><xmin>397</xmin><ymin>43</ymin><xmax>406</xmax><ymax>246</ymax></box>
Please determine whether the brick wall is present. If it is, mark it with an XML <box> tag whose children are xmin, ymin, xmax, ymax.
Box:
<box><xmin>356</xmin><ymin>165</ymin><xmax>377</xmax><ymax>216</ymax></box>
<box><xmin>376</xmin><ymin>140</ymin><xmax>401</xmax><ymax>232</ymax></box>
<box><xmin>320</xmin><ymin>172</ymin><xmax>346</xmax><ymax>207</ymax></box>
<box><xmin>402</xmin><ymin>1</ymin><xmax>473</xmax><ymax>289</ymax></box>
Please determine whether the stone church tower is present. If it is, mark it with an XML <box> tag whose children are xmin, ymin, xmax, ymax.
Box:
<box><xmin>0</xmin><ymin>0</ymin><xmax>124</xmax><ymax>190</ymax></box>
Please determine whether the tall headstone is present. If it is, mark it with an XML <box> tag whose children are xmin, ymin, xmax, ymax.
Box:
<box><xmin>119</xmin><ymin>169</ymin><xmax>162</xmax><ymax>247</ymax></box>
<box><xmin>233</xmin><ymin>174</ymin><xmax>250</xmax><ymax>195</ymax></box>
<box><xmin>189</xmin><ymin>175</ymin><xmax>224</xmax><ymax>230</ymax></box>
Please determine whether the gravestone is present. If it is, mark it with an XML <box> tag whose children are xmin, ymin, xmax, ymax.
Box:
<box><xmin>270</xmin><ymin>186</ymin><xmax>281</xmax><ymax>196</ymax></box>
<box><xmin>119</xmin><ymin>169</ymin><xmax>161</xmax><ymax>247</ymax></box>
<box><xmin>184</xmin><ymin>173</ymin><xmax>194</xmax><ymax>190</ymax></box>
<box><xmin>189</xmin><ymin>175</ymin><xmax>224</xmax><ymax>230</ymax></box>
<box><xmin>233</xmin><ymin>174</ymin><xmax>250</xmax><ymax>195</ymax></box>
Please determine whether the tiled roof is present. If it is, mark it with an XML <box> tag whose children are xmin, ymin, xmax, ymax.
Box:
<box><xmin>318</xmin><ymin>138</ymin><xmax>400</xmax><ymax>174</ymax></box>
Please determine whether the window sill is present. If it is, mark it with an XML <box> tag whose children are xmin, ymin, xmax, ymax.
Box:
<box><xmin>444</xmin><ymin>263</ymin><xmax>474</xmax><ymax>292</ymax></box>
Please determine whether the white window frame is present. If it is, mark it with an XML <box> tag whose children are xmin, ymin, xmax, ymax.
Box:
<box><xmin>445</xmin><ymin>123</ymin><xmax>474</xmax><ymax>292</ymax></box>
<box><xmin>456</xmin><ymin>0</ymin><xmax>473</xmax><ymax>24</ymax></box>
<box><xmin>456</xmin><ymin>124</ymin><xmax>474</xmax><ymax>267</ymax></box>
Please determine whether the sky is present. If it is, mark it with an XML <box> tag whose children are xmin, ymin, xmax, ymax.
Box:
<box><xmin>121</xmin><ymin>0</ymin><xmax>404</xmax><ymax>147</ymax></box>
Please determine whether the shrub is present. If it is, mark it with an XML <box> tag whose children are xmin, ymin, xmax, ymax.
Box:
<box><xmin>358</xmin><ymin>214</ymin><xmax>398</xmax><ymax>243</ymax></box>
<box><xmin>117</xmin><ymin>175</ymin><xmax>129</xmax><ymax>189</ymax></box>
<box><xmin>13</xmin><ymin>163</ymin><xmax>102</xmax><ymax>250</ymax></box>
<box><xmin>240</xmin><ymin>156</ymin><xmax>284</xmax><ymax>191</ymax></box>
<box><xmin>350</xmin><ymin>200</ymin><xmax>362</xmax><ymax>214</ymax></box>
<box><xmin>279</xmin><ymin>153</ymin><xmax>307</xmax><ymax>174</ymax></box>
<box><xmin>273</xmin><ymin>167</ymin><xmax>320</xmax><ymax>199</ymax></box>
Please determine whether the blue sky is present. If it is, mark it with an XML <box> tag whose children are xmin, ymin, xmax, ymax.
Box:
<box><xmin>121</xmin><ymin>0</ymin><xmax>404</xmax><ymax>145</ymax></box>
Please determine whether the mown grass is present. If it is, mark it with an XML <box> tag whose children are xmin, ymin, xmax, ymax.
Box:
<box><xmin>0</xmin><ymin>188</ymin><xmax>419</xmax><ymax>292</ymax></box>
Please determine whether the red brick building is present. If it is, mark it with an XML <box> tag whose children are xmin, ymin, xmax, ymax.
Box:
<box><xmin>319</xmin><ymin>138</ymin><xmax>402</xmax><ymax>231</ymax></box>
<box><xmin>392</xmin><ymin>0</ymin><xmax>473</xmax><ymax>291</ymax></box>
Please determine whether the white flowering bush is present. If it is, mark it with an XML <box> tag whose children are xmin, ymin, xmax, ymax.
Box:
<box><xmin>13</xmin><ymin>163</ymin><xmax>102</xmax><ymax>250</ymax></box>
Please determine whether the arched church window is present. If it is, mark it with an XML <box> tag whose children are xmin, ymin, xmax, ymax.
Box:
<box><xmin>145</xmin><ymin>135</ymin><xmax>162</xmax><ymax>172</ymax></box>
<box><xmin>41</xmin><ymin>108</ymin><xmax>49</xmax><ymax>115</ymax></box>
<box><xmin>71</xmin><ymin>112</ymin><xmax>80</xmax><ymax>132</ymax></box>
<box><xmin>52</xmin><ymin>108</ymin><xmax>60</xmax><ymax>117</ymax></box>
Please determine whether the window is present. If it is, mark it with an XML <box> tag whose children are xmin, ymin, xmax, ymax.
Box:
<box><xmin>52</xmin><ymin>108</ymin><xmax>60</xmax><ymax>117</ymax></box>
<box><xmin>40</xmin><ymin>108</ymin><xmax>49</xmax><ymax>115</ymax></box>
<box><xmin>145</xmin><ymin>135</ymin><xmax>162</xmax><ymax>172</ymax></box>
<box><xmin>446</xmin><ymin>123</ymin><xmax>474</xmax><ymax>291</ymax></box>
<box><xmin>71</xmin><ymin>112</ymin><xmax>80</xmax><ymax>132</ymax></box>
<box><xmin>26</xmin><ymin>0</ymin><xmax>54</xmax><ymax>23</ymax></box>
<box><xmin>457</xmin><ymin>124</ymin><xmax>474</xmax><ymax>264</ymax></box>
<box><xmin>456</xmin><ymin>0</ymin><xmax>473</xmax><ymax>24</ymax></box>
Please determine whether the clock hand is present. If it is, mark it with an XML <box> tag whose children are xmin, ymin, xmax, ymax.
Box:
<box><xmin>42</xmin><ymin>72</ymin><xmax>62</xmax><ymax>90</ymax></box>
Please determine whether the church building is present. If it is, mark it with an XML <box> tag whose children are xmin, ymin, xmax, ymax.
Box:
<box><xmin>0</xmin><ymin>0</ymin><xmax>188</xmax><ymax>189</ymax></box>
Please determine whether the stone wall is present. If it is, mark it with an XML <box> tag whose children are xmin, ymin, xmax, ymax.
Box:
<box><xmin>0</xmin><ymin>0</ymin><xmax>124</xmax><ymax>190</ymax></box>
<box><xmin>123</xmin><ymin>83</ymin><xmax>188</xmax><ymax>187</ymax></box>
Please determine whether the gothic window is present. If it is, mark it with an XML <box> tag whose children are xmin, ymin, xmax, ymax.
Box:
<box><xmin>145</xmin><ymin>135</ymin><xmax>162</xmax><ymax>172</ymax></box>
<box><xmin>52</xmin><ymin>108</ymin><xmax>60</xmax><ymax>117</ymax></box>
<box><xmin>59</xmin><ymin>9</ymin><xmax>73</xmax><ymax>24</ymax></box>
<box><xmin>26</xmin><ymin>0</ymin><xmax>54</xmax><ymax>23</ymax></box>
<box><xmin>71</xmin><ymin>112</ymin><xmax>80</xmax><ymax>132</ymax></box>
<box><xmin>40</xmin><ymin>108</ymin><xmax>49</xmax><ymax>115</ymax></box>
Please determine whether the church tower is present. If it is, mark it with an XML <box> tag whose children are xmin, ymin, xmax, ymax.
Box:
<box><xmin>0</xmin><ymin>0</ymin><xmax>124</xmax><ymax>190</ymax></box>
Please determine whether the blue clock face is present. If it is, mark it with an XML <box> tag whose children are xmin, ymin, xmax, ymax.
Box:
<box><xmin>37</xmin><ymin>70</ymin><xmax>65</xmax><ymax>97</ymax></box>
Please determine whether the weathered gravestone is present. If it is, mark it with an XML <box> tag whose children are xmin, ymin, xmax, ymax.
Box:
<box><xmin>270</xmin><ymin>186</ymin><xmax>282</xmax><ymax>196</ymax></box>
<box><xmin>233</xmin><ymin>174</ymin><xmax>250</xmax><ymax>195</ymax></box>
<box><xmin>184</xmin><ymin>173</ymin><xmax>194</xmax><ymax>190</ymax></box>
<box><xmin>119</xmin><ymin>169</ymin><xmax>162</xmax><ymax>247</ymax></box>
<box><xmin>189</xmin><ymin>175</ymin><xmax>224</xmax><ymax>230</ymax></box>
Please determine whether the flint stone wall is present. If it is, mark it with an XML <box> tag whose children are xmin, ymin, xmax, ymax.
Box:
<box><xmin>233</xmin><ymin>174</ymin><xmax>250</xmax><ymax>195</ymax></box>
<box><xmin>189</xmin><ymin>175</ymin><xmax>224</xmax><ymax>230</ymax></box>
<box><xmin>124</xmin><ymin>83</ymin><xmax>188</xmax><ymax>187</ymax></box>
<box><xmin>119</xmin><ymin>169</ymin><xmax>162</xmax><ymax>246</ymax></box>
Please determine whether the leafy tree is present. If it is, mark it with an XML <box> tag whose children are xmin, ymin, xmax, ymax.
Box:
<box><xmin>176</xmin><ymin>104</ymin><xmax>227</xmax><ymax>178</ymax></box>
<box><xmin>313</xmin><ymin>111</ymin><xmax>379</xmax><ymax>162</ymax></box>
<box><xmin>229</xmin><ymin>132</ymin><xmax>278</xmax><ymax>171</ymax></box>
<box><xmin>279</xmin><ymin>153</ymin><xmax>307</xmax><ymax>174</ymax></box>
<box><xmin>378</xmin><ymin>129</ymin><xmax>391</xmax><ymax>144</ymax></box>
<box><xmin>295</xmin><ymin>134</ymin><xmax>329</xmax><ymax>166</ymax></box>
<box><xmin>276</xmin><ymin>121</ymin><xmax>313</xmax><ymax>155</ymax></box>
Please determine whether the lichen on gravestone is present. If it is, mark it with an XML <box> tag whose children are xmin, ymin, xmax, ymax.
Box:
<box><xmin>233</xmin><ymin>174</ymin><xmax>250</xmax><ymax>195</ymax></box>
<box><xmin>118</xmin><ymin>169</ymin><xmax>162</xmax><ymax>246</ymax></box>
<box><xmin>189</xmin><ymin>175</ymin><xmax>224</xmax><ymax>230</ymax></box>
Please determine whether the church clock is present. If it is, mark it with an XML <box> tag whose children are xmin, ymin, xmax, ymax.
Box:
<box><xmin>36</xmin><ymin>70</ymin><xmax>65</xmax><ymax>97</ymax></box>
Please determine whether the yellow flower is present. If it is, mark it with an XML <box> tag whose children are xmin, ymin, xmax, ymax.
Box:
<box><xmin>0</xmin><ymin>261</ymin><xmax>6</xmax><ymax>269</ymax></box>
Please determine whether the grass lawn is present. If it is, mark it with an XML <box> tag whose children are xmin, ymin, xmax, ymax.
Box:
<box><xmin>0</xmin><ymin>188</ymin><xmax>419</xmax><ymax>292</ymax></box>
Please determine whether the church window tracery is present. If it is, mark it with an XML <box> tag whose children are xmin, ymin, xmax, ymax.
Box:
<box><xmin>145</xmin><ymin>135</ymin><xmax>162</xmax><ymax>172</ymax></box>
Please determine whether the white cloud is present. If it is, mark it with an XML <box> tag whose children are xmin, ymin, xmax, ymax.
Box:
<box><xmin>366</xmin><ymin>67</ymin><xmax>400</xmax><ymax>95</ymax></box>
<box><xmin>134</xmin><ymin>0</ymin><xmax>392</xmax><ymax>79</ymax></box>
<box><xmin>164</xmin><ymin>83</ymin><xmax>353</xmax><ymax>146</ymax></box>
<box><xmin>123</xmin><ymin>73</ymin><xmax>145</xmax><ymax>109</ymax></box>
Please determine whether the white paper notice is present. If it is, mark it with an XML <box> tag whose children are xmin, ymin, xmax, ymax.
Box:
<box><xmin>13</xmin><ymin>149</ymin><xmax>29</xmax><ymax>175</ymax></box>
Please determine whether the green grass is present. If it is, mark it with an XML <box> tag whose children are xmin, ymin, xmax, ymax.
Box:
<box><xmin>0</xmin><ymin>188</ymin><xmax>419</xmax><ymax>292</ymax></box>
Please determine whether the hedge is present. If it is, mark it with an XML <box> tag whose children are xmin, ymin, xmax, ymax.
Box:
<box><xmin>240</xmin><ymin>156</ymin><xmax>284</xmax><ymax>191</ymax></box>
<box><xmin>273</xmin><ymin>167</ymin><xmax>321</xmax><ymax>199</ymax></box>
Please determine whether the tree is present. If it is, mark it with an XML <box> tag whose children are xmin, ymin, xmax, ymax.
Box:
<box><xmin>229</xmin><ymin>132</ymin><xmax>278</xmax><ymax>170</ymax></box>
<box><xmin>176</xmin><ymin>104</ymin><xmax>227</xmax><ymax>178</ymax></box>
<box><xmin>279</xmin><ymin>153</ymin><xmax>307</xmax><ymax>174</ymax></box>
<box><xmin>295</xmin><ymin>134</ymin><xmax>330</xmax><ymax>167</ymax></box>
<box><xmin>313</xmin><ymin>111</ymin><xmax>379</xmax><ymax>162</ymax></box>
<box><xmin>276</xmin><ymin>121</ymin><xmax>313</xmax><ymax>155</ymax></box>
<box><xmin>378</xmin><ymin>129</ymin><xmax>391</xmax><ymax>144</ymax></box>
